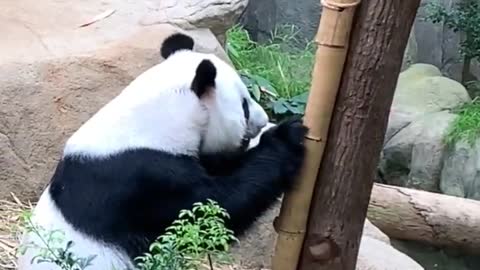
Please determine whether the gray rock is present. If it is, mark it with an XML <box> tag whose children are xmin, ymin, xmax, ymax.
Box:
<box><xmin>386</xmin><ymin>64</ymin><xmax>470</xmax><ymax>143</ymax></box>
<box><xmin>141</xmin><ymin>0</ymin><xmax>248</xmax><ymax>40</ymax></box>
<box><xmin>381</xmin><ymin>111</ymin><xmax>458</xmax><ymax>192</ymax></box>
<box><xmin>386</xmin><ymin>64</ymin><xmax>443</xmax><ymax>142</ymax></box>
<box><xmin>357</xmin><ymin>237</ymin><xmax>424</xmax><ymax>270</ymax></box>
<box><xmin>393</xmin><ymin>75</ymin><xmax>470</xmax><ymax>117</ymax></box>
<box><xmin>238</xmin><ymin>0</ymin><xmax>278</xmax><ymax>43</ymax></box>
<box><xmin>401</xmin><ymin>24</ymin><xmax>418</xmax><ymax>71</ymax></box>
<box><xmin>239</xmin><ymin>0</ymin><xmax>321</xmax><ymax>45</ymax></box>
<box><xmin>363</xmin><ymin>219</ymin><xmax>390</xmax><ymax>245</ymax></box>
<box><xmin>440</xmin><ymin>139</ymin><xmax>480</xmax><ymax>200</ymax></box>
<box><xmin>0</xmin><ymin>0</ymin><xmax>246</xmax><ymax>64</ymax></box>
<box><xmin>0</xmin><ymin>24</ymin><xmax>229</xmax><ymax>201</ymax></box>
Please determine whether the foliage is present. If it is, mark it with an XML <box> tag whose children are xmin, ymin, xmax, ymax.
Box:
<box><xmin>18</xmin><ymin>200</ymin><xmax>237</xmax><ymax>270</ymax></box>
<box><xmin>445</xmin><ymin>97</ymin><xmax>480</xmax><ymax>146</ymax></box>
<box><xmin>226</xmin><ymin>24</ymin><xmax>314</xmax><ymax>120</ymax></box>
<box><xmin>135</xmin><ymin>199</ymin><xmax>238</xmax><ymax>270</ymax></box>
<box><xmin>465</xmin><ymin>80</ymin><xmax>480</xmax><ymax>97</ymax></box>
<box><xmin>17</xmin><ymin>211</ymin><xmax>97</xmax><ymax>270</ymax></box>
<box><xmin>424</xmin><ymin>0</ymin><xmax>480</xmax><ymax>60</ymax></box>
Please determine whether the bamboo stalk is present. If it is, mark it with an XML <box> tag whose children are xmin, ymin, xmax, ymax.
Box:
<box><xmin>270</xmin><ymin>1</ymin><xmax>361</xmax><ymax>270</ymax></box>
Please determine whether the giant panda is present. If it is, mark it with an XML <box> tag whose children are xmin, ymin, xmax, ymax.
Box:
<box><xmin>17</xmin><ymin>32</ymin><xmax>308</xmax><ymax>270</ymax></box>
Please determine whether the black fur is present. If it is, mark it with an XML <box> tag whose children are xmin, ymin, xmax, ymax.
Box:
<box><xmin>191</xmin><ymin>60</ymin><xmax>217</xmax><ymax>98</ymax></box>
<box><xmin>160</xmin><ymin>33</ymin><xmax>195</xmax><ymax>59</ymax></box>
<box><xmin>242</xmin><ymin>98</ymin><xmax>250</xmax><ymax>121</ymax></box>
<box><xmin>49</xmin><ymin>117</ymin><xmax>307</xmax><ymax>260</ymax></box>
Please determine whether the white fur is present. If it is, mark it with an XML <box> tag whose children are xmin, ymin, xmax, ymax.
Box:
<box><xmin>17</xmin><ymin>189</ymin><xmax>134</xmax><ymax>270</ymax></box>
<box><xmin>64</xmin><ymin>50</ymin><xmax>268</xmax><ymax>158</ymax></box>
<box><xmin>247</xmin><ymin>122</ymin><xmax>276</xmax><ymax>150</ymax></box>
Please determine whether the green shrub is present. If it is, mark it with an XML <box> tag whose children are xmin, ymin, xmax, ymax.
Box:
<box><xmin>226</xmin><ymin>25</ymin><xmax>315</xmax><ymax>120</ymax></box>
<box><xmin>135</xmin><ymin>199</ymin><xmax>237</xmax><ymax>270</ymax></box>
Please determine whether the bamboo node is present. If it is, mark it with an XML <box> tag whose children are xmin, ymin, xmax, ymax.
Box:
<box><xmin>321</xmin><ymin>0</ymin><xmax>361</xmax><ymax>10</ymax></box>
<box><xmin>273</xmin><ymin>217</ymin><xmax>306</xmax><ymax>234</ymax></box>
<box><xmin>305</xmin><ymin>135</ymin><xmax>323</xmax><ymax>142</ymax></box>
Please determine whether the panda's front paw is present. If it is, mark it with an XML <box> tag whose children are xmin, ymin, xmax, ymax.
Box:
<box><xmin>261</xmin><ymin>116</ymin><xmax>308</xmax><ymax>154</ymax></box>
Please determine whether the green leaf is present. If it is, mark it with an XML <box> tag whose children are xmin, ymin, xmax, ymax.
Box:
<box><xmin>285</xmin><ymin>102</ymin><xmax>304</xmax><ymax>115</ymax></box>
<box><xmin>251</xmin><ymin>84</ymin><xmax>261</xmax><ymax>101</ymax></box>
<box><xmin>272</xmin><ymin>100</ymin><xmax>288</xmax><ymax>114</ymax></box>
<box><xmin>291</xmin><ymin>91</ymin><xmax>309</xmax><ymax>104</ymax></box>
<box><xmin>250</xmin><ymin>75</ymin><xmax>278</xmax><ymax>96</ymax></box>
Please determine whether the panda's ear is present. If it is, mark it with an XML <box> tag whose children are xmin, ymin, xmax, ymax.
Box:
<box><xmin>160</xmin><ymin>33</ymin><xmax>195</xmax><ymax>59</ymax></box>
<box><xmin>191</xmin><ymin>59</ymin><xmax>216</xmax><ymax>98</ymax></box>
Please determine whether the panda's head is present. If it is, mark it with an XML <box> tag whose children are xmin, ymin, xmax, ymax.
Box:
<box><xmin>64</xmin><ymin>32</ymin><xmax>269</xmax><ymax>157</ymax></box>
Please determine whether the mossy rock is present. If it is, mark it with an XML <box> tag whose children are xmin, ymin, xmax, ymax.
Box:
<box><xmin>394</xmin><ymin>75</ymin><xmax>471</xmax><ymax>116</ymax></box>
<box><xmin>396</xmin><ymin>63</ymin><xmax>442</xmax><ymax>89</ymax></box>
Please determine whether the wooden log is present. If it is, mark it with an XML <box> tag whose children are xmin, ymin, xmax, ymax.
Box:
<box><xmin>297</xmin><ymin>0</ymin><xmax>420</xmax><ymax>269</ymax></box>
<box><xmin>368</xmin><ymin>183</ymin><xmax>480</xmax><ymax>255</ymax></box>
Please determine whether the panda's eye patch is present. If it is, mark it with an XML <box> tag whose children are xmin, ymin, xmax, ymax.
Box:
<box><xmin>242</xmin><ymin>98</ymin><xmax>250</xmax><ymax>121</ymax></box>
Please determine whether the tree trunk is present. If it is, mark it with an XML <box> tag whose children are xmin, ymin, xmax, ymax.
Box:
<box><xmin>368</xmin><ymin>183</ymin><xmax>480</xmax><ymax>255</ymax></box>
<box><xmin>297</xmin><ymin>1</ymin><xmax>420</xmax><ymax>270</ymax></box>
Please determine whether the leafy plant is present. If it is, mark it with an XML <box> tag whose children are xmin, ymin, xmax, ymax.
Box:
<box><xmin>135</xmin><ymin>199</ymin><xmax>238</xmax><ymax>270</ymax></box>
<box><xmin>17</xmin><ymin>211</ymin><xmax>97</xmax><ymax>270</ymax></box>
<box><xmin>18</xmin><ymin>200</ymin><xmax>237</xmax><ymax>270</ymax></box>
<box><xmin>226</xmin><ymin>24</ymin><xmax>314</xmax><ymax>119</ymax></box>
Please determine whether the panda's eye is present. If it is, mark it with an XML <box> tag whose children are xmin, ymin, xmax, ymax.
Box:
<box><xmin>242</xmin><ymin>98</ymin><xmax>250</xmax><ymax>121</ymax></box>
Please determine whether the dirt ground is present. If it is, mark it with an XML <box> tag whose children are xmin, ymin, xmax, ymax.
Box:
<box><xmin>0</xmin><ymin>193</ymin><xmax>31</xmax><ymax>269</ymax></box>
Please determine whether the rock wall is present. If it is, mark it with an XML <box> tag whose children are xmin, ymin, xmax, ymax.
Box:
<box><xmin>239</xmin><ymin>0</ymin><xmax>321</xmax><ymax>44</ymax></box>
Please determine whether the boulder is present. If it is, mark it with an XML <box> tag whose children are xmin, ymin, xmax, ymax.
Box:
<box><xmin>140</xmin><ymin>0</ymin><xmax>248</xmax><ymax>42</ymax></box>
<box><xmin>363</xmin><ymin>218</ymin><xmax>390</xmax><ymax>245</ymax></box>
<box><xmin>381</xmin><ymin>63</ymin><xmax>480</xmax><ymax>195</ymax></box>
<box><xmin>396</xmin><ymin>63</ymin><xmax>442</xmax><ymax>86</ymax></box>
<box><xmin>440</xmin><ymin>139</ymin><xmax>480</xmax><ymax>200</ymax></box>
<box><xmin>0</xmin><ymin>24</ymin><xmax>230</xmax><ymax>201</ymax></box>
<box><xmin>386</xmin><ymin>64</ymin><xmax>469</xmax><ymax>143</ymax></box>
<box><xmin>356</xmin><ymin>237</ymin><xmax>424</xmax><ymax>270</ymax></box>
<box><xmin>0</xmin><ymin>0</ymin><xmax>246</xmax><ymax>64</ymax></box>
<box><xmin>393</xmin><ymin>76</ymin><xmax>470</xmax><ymax>115</ymax></box>
<box><xmin>381</xmin><ymin>111</ymin><xmax>458</xmax><ymax>192</ymax></box>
